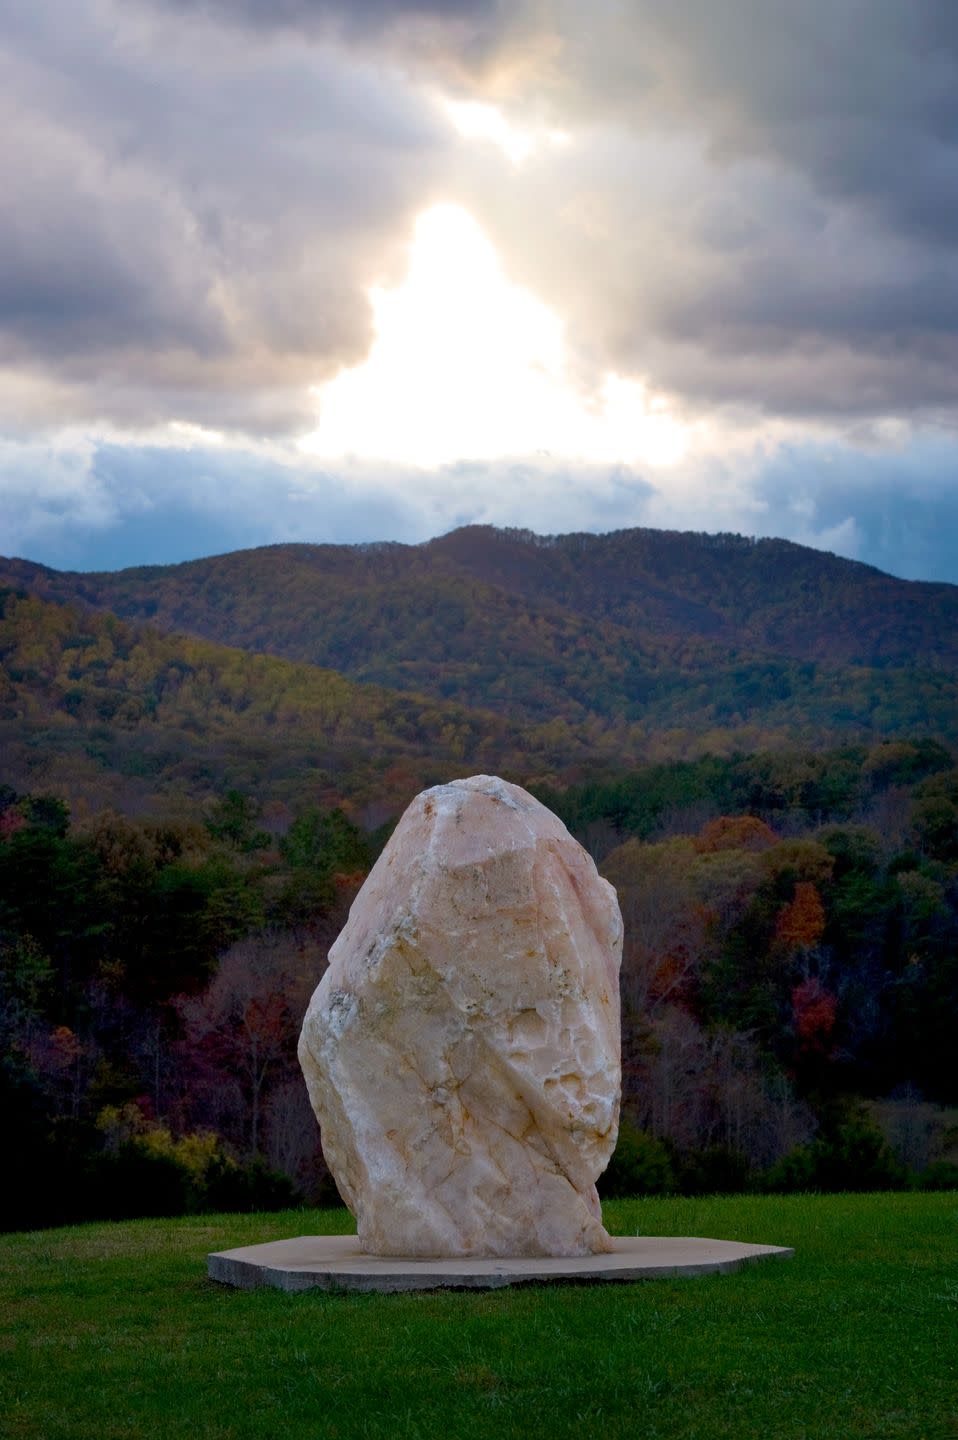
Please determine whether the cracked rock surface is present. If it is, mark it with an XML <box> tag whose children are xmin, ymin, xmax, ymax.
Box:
<box><xmin>298</xmin><ymin>775</ymin><xmax>622</xmax><ymax>1258</ymax></box>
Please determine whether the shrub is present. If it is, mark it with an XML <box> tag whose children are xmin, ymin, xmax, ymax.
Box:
<box><xmin>766</xmin><ymin>1109</ymin><xmax>908</xmax><ymax>1193</ymax></box>
<box><xmin>919</xmin><ymin>1160</ymin><xmax>958</xmax><ymax>1191</ymax></box>
<box><xmin>204</xmin><ymin>1153</ymin><xmax>296</xmax><ymax>1212</ymax></box>
<box><xmin>676</xmin><ymin>1144</ymin><xmax>753</xmax><ymax>1196</ymax></box>
<box><xmin>86</xmin><ymin>1143</ymin><xmax>194</xmax><ymax>1220</ymax></box>
<box><xmin>599</xmin><ymin>1122</ymin><xmax>676</xmax><ymax>1197</ymax></box>
<box><xmin>84</xmin><ymin>1104</ymin><xmax>297</xmax><ymax>1221</ymax></box>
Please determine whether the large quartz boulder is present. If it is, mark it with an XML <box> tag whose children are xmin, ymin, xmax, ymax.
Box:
<box><xmin>298</xmin><ymin>775</ymin><xmax>622</xmax><ymax>1258</ymax></box>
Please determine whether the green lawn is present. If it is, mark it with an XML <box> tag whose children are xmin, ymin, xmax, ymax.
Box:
<box><xmin>2</xmin><ymin>1193</ymin><xmax>956</xmax><ymax>1440</ymax></box>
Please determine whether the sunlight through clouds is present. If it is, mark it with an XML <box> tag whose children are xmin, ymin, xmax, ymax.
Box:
<box><xmin>299</xmin><ymin>205</ymin><xmax>689</xmax><ymax>469</ymax></box>
<box><xmin>437</xmin><ymin>98</ymin><xmax>570</xmax><ymax>165</ymax></box>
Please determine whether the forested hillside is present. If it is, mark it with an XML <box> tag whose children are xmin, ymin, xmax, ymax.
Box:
<box><xmin>542</xmin><ymin>743</ymin><xmax>958</xmax><ymax>1170</ymax></box>
<box><xmin>1</xmin><ymin>529</ymin><xmax>956</xmax><ymax>771</ymax></box>
<box><xmin>0</xmin><ymin>588</ymin><xmax>610</xmax><ymax>819</ymax></box>
<box><xmin>3</xmin><ymin>526</ymin><xmax>958</xmax><ymax>736</ymax></box>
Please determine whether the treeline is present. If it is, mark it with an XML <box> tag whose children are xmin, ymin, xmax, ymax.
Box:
<box><xmin>0</xmin><ymin>784</ymin><xmax>373</xmax><ymax>1230</ymax></box>
<box><xmin>536</xmin><ymin>737</ymin><xmax>957</xmax><ymax>851</ymax></box>
<box><xmin>582</xmin><ymin>740</ymin><xmax>958</xmax><ymax>1194</ymax></box>
<box><xmin>2</xmin><ymin>738</ymin><xmax>957</xmax><ymax>1232</ymax></box>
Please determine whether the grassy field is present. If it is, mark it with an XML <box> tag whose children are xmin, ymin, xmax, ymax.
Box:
<box><xmin>2</xmin><ymin>1192</ymin><xmax>956</xmax><ymax>1440</ymax></box>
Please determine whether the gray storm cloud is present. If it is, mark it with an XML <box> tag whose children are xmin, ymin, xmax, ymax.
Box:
<box><xmin>0</xmin><ymin>0</ymin><xmax>451</xmax><ymax>434</ymax></box>
<box><xmin>441</xmin><ymin>0</ymin><xmax>958</xmax><ymax>421</ymax></box>
<box><xmin>2</xmin><ymin>0</ymin><xmax>958</xmax><ymax>434</ymax></box>
<box><xmin>169</xmin><ymin>0</ymin><xmax>497</xmax><ymax>29</ymax></box>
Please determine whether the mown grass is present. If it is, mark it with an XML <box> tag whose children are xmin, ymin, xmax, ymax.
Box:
<box><xmin>1</xmin><ymin>1193</ymin><xmax>956</xmax><ymax>1440</ymax></box>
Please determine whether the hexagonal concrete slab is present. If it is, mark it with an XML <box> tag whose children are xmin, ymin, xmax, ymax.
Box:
<box><xmin>208</xmin><ymin>1234</ymin><xmax>793</xmax><ymax>1293</ymax></box>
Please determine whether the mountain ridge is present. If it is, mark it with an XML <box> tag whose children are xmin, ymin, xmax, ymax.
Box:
<box><xmin>2</xmin><ymin>525</ymin><xmax>956</xmax><ymax>731</ymax></box>
<box><xmin>2</xmin><ymin>522</ymin><xmax>958</xmax><ymax>824</ymax></box>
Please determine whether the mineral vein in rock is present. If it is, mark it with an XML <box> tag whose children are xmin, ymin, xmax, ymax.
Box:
<box><xmin>298</xmin><ymin>775</ymin><xmax>622</xmax><ymax>1258</ymax></box>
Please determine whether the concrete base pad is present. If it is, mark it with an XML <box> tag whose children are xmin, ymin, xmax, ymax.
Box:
<box><xmin>208</xmin><ymin>1234</ymin><xmax>793</xmax><ymax>1293</ymax></box>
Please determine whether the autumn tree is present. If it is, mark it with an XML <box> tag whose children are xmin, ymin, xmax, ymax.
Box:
<box><xmin>774</xmin><ymin>881</ymin><xmax>826</xmax><ymax>953</ymax></box>
<box><xmin>176</xmin><ymin>933</ymin><xmax>318</xmax><ymax>1157</ymax></box>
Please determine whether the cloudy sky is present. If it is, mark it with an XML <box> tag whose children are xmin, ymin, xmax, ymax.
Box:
<box><xmin>3</xmin><ymin>0</ymin><xmax>958</xmax><ymax>580</ymax></box>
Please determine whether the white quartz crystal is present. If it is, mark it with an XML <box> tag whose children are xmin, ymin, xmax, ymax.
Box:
<box><xmin>298</xmin><ymin>775</ymin><xmax>622</xmax><ymax>1257</ymax></box>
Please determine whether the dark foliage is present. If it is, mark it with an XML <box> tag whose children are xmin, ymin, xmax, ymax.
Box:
<box><xmin>766</xmin><ymin>1109</ymin><xmax>909</xmax><ymax>1194</ymax></box>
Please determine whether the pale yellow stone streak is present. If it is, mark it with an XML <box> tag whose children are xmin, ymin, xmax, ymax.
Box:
<box><xmin>298</xmin><ymin>775</ymin><xmax>622</xmax><ymax>1258</ymax></box>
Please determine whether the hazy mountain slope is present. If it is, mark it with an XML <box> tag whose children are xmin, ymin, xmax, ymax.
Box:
<box><xmin>3</xmin><ymin>577</ymin><xmax>958</xmax><ymax>828</ymax></box>
<box><xmin>2</xmin><ymin>527</ymin><xmax>957</xmax><ymax>773</ymax></box>
<box><xmin>0</xmin><ymin>539</ymin><xmax>715</xmax><ymax>723</ymax></box>
<box><xmin>3</xmin><ymin>529</ymin><xmax>956</xmax><ymax>721</ymax></box>
<box><xmin>426</xmin><ymin>527</ymin><xmax>958</xmax><ymax>667</ymax></box>
<box><xmin>0</xmin><ymin>587</ymin><xmax>613</xmax><ymax>817</ymax></box>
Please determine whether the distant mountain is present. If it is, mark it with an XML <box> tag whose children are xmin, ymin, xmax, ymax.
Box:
<box><xmin>4</xmin><ymin>527</ymin><xmax>957</xmax><ymax>714</ymax></box>
<box><xmin>2</xmin><ymin>526</ymin><xmax>957</xmax><ymax>807</ymax></box>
